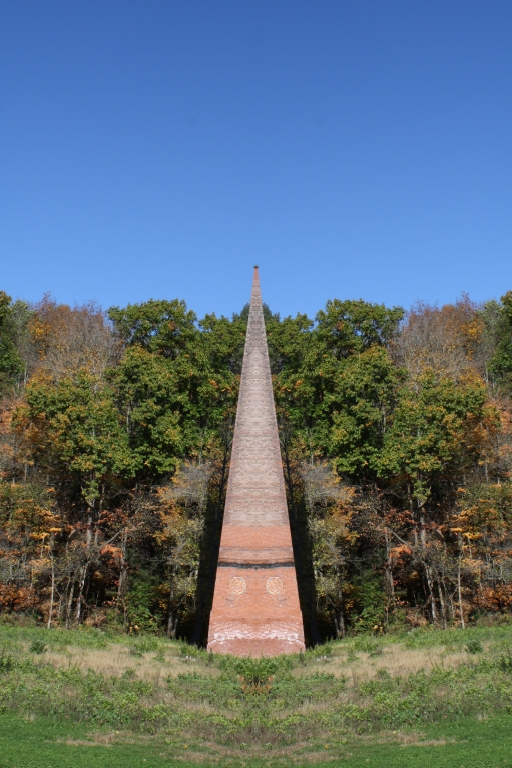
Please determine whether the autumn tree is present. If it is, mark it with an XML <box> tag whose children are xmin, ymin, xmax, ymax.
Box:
<box><xmin>0</xmin><ymin>292</ymin><xmax>24</xmax><ymax>393</ymax></box>
<box><xmin>487</xmin><ymin>292</ymin><xmax>512</xmax><ymax>393</ymax></box>
<box><xmin>1</xmin><ymin>286</ymin><xmax>511</xmax><ymax>638</ymax></box>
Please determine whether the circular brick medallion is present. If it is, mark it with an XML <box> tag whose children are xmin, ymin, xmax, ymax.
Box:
<box><xmin>229</xmin><ymin>577</ymin><xmax>246</xmax><ymax>595</ymax></box>
<box><xmin>266</xmin><ymin>576</ymin><xmax>284</xmax><ymax>595</ymax></box>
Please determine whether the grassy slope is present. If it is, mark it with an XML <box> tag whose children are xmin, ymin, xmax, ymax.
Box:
<box><xmin>0</xmin><ymin>620</ymin><xmax>511</xmax><ymax>766</ymax></box>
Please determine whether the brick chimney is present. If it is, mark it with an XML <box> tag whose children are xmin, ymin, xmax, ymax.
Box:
<box><xmin>207</xmin><ymin>267</ymin><xmax>306</xmax><ymax>656</ymax></box>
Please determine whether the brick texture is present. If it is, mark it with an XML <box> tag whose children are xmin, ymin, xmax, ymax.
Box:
<box><xmin>207</xmin><ymin>267</ymin><xmax>306</xmax><ymax>656</ymax></box>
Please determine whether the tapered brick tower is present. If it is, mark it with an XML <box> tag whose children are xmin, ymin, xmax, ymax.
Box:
<box><xmin>207</xmin><ymin>267</ymin><xmax>305</xmax><ymax>657</ymax></box>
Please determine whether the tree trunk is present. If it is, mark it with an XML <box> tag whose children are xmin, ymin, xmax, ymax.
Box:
<box><xmin>167</xmin><ymin>609</ymin><xmax>178</xmax><ymax>639</ymax></box>
<box><xmin>335</xmin><ymin>611</ymin><xmax>346</xmax><ymax>639</ymax></box>
<box><xmin>385</xmin><ymin>533</ymin><xmax>395</xmax><ymax>599</ymax></box>
<box><xmin>118</xmin><ymin>530</ymin><xmax>128</xmax><ymax>626</ymax></box>
<box><xmin>425</xmin><ymin>565</ymin><xmax>437</xmax><ymax>623</ymax></box>
<box><xmin>438</xmin><ymin>581</ymin><xmax>447</xmax><ymax>629</ymax></box>
<box><xmin>65</xmin><ymin>579</ymin><xmax>74</xmax><ymax>628</ymax></box>
<box><xmin>86</xmin><ymin>515</ymin><xmax>92</xmax><ymax>548</ymax></box>
<box><xmin>457</xmin><ymin>555</ymin><xmax>465</xmax><ymax>629</ymax></box>
<box><xmin>75</xmin><ymin>565</ymin><xmax>87</xmax><ymax>624</ymax></box>
<box><xmin>167</xmin><ymin>571</ymin><xmax>178</xmax><ymax>639</ymax></box>
<box><xmin>47</xmin><ymin>551</ymin><xmax>55</xmax><ymax>630</ymax></box>
<box><xmin>335</xmin><ymin>567</ymin><xmax>346</xmax><ymax>639</ymax></box>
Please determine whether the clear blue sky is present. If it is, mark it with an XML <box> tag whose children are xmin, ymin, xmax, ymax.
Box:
<box><xmin>1</xmin><ymin>1</ymin><xmax>511</xmax><ymax>320</ymax></box>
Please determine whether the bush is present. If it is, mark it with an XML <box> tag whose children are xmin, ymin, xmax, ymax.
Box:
<box><xmin>129</xmin><ymin>637</ymin><xmax>159</xmax><ymax>656</ymax></box>
<box><xmin>125</xmin><ymin>571</ymin><xmax>163</xmax><ymax>633</ymax></box>
<box><xmin>29</xmin><ymin>639</ymin><xmax>46</xmax><ymax>654</ymax></box>
<box><xmin>497</xmin><ymin>650</ymin><xmax>512</xmax><ymax>672</ymax></box>
<box><xmin>234</xmin><ymin>657</ymin><xmax>278</xmax><ymax>687</ymax></box>
<box><xmin>0</xmin><ymin>650</ymin><xmax>15</xmax><ymax>672</ymax></box>
<box><xmin>466</xmin><ymin>638</ymin><xmax>484</xmax><ymax>654</ymax></box>
<box><xmin>350</xmin><ymin>570</ymin><xmax>387</xmax><ymax>633</ymax></box>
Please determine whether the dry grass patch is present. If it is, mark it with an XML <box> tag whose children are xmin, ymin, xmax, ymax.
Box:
<box><xmin>295</xmin><ymin>643</ymin><xmax>472</xmax><ymax>684</ymax></box>
<box><xmin>26</xmin><ymin>642</ymin><xmax>219</xmax><ymax>682</ymax></box>
<box><xmin>62</xmin><ymin>738</ymin><xmax>113</xmax><ymax>747</ymax></box>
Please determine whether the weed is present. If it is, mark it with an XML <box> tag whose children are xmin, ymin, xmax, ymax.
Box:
<box><xmin>129</xmin><ymin>637</ymin><xmax>159</xmax><ymax>656</ymax></box>
<box><xmin>29</xmin><ymin>639</ymin><xmax>46</xmax><ymax>654</ymax></box>
<box><xmin>497</xmin><ymin>649</ymin><xmax>512</xmax><ymax>672</ymax></box>
<box><xmin>0</xmin><ymin>649</ymin><xmax>15</xmax><ymax>672</ymax></box>
<box><xmin>234</xmin><ymin>657</ymin><xmax>277</xmax><ymax>692</ymax></box>
<box><xmin>310</xmin><ymin>640</ymin><xmax>334</xmax><ymax>658</ymax></box>
<box><xmin>354</xmin><ymin>637</ymin><xmax>383</xmax><ymax>656</ymax></box>
<box><xmin>178</xmin><ymin>640</ymin><xmax>204</xmax><ymax>660</ymax></box>
<box><xmin>466</xmin><ymin>638</ymin><xmax>484</xmax><ymax>654</ymax></box>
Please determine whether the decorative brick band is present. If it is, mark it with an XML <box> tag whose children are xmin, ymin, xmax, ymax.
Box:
<box><xmin>207</xmin><ymin>267</ymin><xmax>306</xmax><ymax>657</ymax></box>
<box><xmin>217</xmin><ymin>562</ymin><xmax>296</xmax><ymax>570</ymax></box>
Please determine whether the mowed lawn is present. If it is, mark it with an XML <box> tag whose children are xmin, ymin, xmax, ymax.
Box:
<box><xmin>1</xmin><ymin>713</ymin><xmax>512</xmax><ymax>767</ymax></box>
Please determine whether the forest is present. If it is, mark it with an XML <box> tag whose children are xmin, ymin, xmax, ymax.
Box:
<box><xmin>0</xmin><ymin>288</ymin><xmax>511</xmax><ymax>645</ymax></box>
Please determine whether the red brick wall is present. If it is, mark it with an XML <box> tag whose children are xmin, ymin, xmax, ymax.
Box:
<box><xmin>207</xmin><ymin>268</ymin><xmax>305</xmax><ymax>656</ymax></box>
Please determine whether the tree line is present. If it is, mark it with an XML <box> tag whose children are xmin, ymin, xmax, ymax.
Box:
<box><xmin>0</xmin><ymin>288</ymin><xmax>511</xmax><ymax>642</ymax></box>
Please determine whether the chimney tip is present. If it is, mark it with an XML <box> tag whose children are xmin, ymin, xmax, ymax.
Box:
<box><xmin>253</xmin><ymin>265</ymin><xmax>259</xmax><ymax>269</ymax></box>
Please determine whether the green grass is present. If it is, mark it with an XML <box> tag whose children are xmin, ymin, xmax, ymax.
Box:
<box><xmin>1</xmin><ymin>619</ymin><xmax>512</xmax><ymax>765</ymax></box>
<box><xmin>1</xmin><ymin>713</ymin><xmax>512</xmax><ymax>767</ymax></box>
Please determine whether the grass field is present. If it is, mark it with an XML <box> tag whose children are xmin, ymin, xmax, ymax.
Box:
<box><xmin>1</xmin><ymin>619</ymin><xmax>512</xmax><ymax>766</ymax></box>
<box><xmin>1</xmin><ymin>712</ymin><xmax>512</xmax><ymax>767</ymax></box>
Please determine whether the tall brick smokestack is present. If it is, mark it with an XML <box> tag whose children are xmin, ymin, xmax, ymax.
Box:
<box><xmin>207</xmin><ymin>267</ymin><xmax>306</xmax><ymax>656</ymax></box>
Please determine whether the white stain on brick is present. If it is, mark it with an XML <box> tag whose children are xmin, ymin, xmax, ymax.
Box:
<box><xmin>211</xmin><ymin>623</ymin><xmax>302</xmax><ymax>646</ymax></box>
